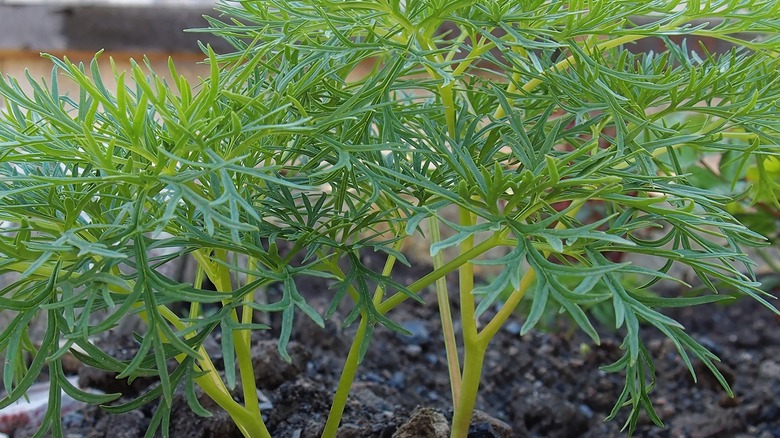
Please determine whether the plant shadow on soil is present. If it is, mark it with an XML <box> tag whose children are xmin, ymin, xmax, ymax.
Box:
<box><xmin>11</xmin><ymin>252</ymin><xmax>780</xmax><ymax>438</ymax></box>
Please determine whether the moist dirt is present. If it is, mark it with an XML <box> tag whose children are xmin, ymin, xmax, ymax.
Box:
<box><xmin>7</xmin><ymin>257</ymin><xmax>780</xmax><ymax>438</ymax></box>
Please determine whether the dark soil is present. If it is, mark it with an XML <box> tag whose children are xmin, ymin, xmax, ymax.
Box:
<box><xmin>8</xmin><ymin>259</ymin><xmax>780</xmax><ymax>438</ymax></box>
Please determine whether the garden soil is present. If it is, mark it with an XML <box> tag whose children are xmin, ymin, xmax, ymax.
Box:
<box><xmin>7</xmin><ymin>254</ymin><xmax>780</xmax><ymax>438</ymax></box>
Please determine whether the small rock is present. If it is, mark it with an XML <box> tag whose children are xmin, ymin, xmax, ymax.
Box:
<box><xmin>258</xmin><ymin>389</ymin><xmax>273</xmax><ymax>413</ymax></box>
<box><xmin>404</xmin><ymin>345</ymin><xmax>423</xmax><ymax>357</ymax></box>
<box><xmin>503</xmin><ymin>321</ymin><xmax>522</xmax><ymax>335</ymax></box>
<box><xmin>647</xmin><ymin>338</ymin><xmax>663</xmax><ymax>353</ymax></box>
<box><xmin>379</xmin><ymin>425</ymin><xmax>398</xmax><ymax>437</ymax></box>
<box><xmin>737</xmin><ymin>351</ymin><xmax>754</xmax><ymax>362</ymax></box>
<box><xmin>760</xmin><ymin>402</ymin><xmax>780</xmax><ymax>422</ymax></box>
<box><xmin>350</xmin><ymin>382</ymin><xmax>391</xmax><ymax>412</ymax></box>
<box><xmin>398</xmin><ymin>320</ymin><xmax>430</xmax><ymax>345</ymax></box>
<box><xmin>759</xmin><ymin>360</ymin><xmax>780</xmax><ymax>381</ymax></box>
<box><xmin>510</xmin><ymin>389</ymin><xmax>588</xmax><ymax>436</ymax></box>
<box><xmin>96</xmin><ymin>410</ymin><xmax>146</xmax><ymax>438</ymax></box>
<box><xmin>577</xmin><ymin>404</ymin><xmax>594</xmax><ymax>418</ymax></box>
<box><xmin>61</xmin><ymin>410</ymin><xmax>86</xmax><ymax>429</ymax></box>
<box><xmin>337</xmin><ymin>423</ymin><xmax>363</xmax><ymax>438</ymax></box>
<box><xmin>393</xmin><ymin>407</ymin><xmax>449</xmax><ymax>438</ymax></box>
<box><xmin>468</xmin><ymin>423</ymin><xmax>497</xmax><ymax>438</ymax></box>
<box><xmin>270</xmin><ymin>378</ymin><xmax>332</xmax><ymax>429</ymax></box>
<box><xmin>469</xmin><ymin>410</ymin><xmax>512</xmax><ymax>438</ymax></box>
<box><xmin>363</xmin><ymin>372</ymin><xmax>384</xmax><ymax>383</ymax></box>
<box><xmin>389</xmin><ymin>371</ymin><xmax>405</xmax><ymax>389</ymax></box>
<box><xmin>252</xmin><ymin>340</ymin><xmax>310</xmax><ymax>389</ymax></box>
<box><xmin>669</xmin><ymin>409</ymin><xmax>741</xmax><ymax>437</ymax></box>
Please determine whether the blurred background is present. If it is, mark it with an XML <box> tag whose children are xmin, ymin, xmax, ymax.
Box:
<box><xmin>0</xmin><ymin>0</ymin><xmax>229</xmax><ymax>96</ymax></box>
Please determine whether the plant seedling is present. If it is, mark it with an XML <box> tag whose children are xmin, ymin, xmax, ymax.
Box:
<box><xmin>1</xmin><ymin>1</ymin><xmax>779</xmax><ymax>437</ymax></box>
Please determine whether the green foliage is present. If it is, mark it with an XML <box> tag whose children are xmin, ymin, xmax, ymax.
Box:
<box><xmin>1</xmin><ymin>1</ymin><xmax>779</xmax><ymax>437</ymax></box>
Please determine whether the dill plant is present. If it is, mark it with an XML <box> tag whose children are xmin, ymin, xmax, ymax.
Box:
<box><xmin>1</xmin><ymin>0</ymin><xmax>780</xmax><ymax>436</ymax></box>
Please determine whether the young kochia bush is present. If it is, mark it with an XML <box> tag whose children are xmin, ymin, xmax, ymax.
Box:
<box><xmin>1</xmin><ymin>1</ymin><xmax>779</xmax><ymax>437</ymax></box>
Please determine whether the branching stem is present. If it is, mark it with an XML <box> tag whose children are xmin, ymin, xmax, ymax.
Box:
<box><xmin>191</xmin><ymin>250</ymin><xmax>268</xmax><ymax>438</ymax></box>
<box><xmin>321</xmin><ymin>236</ymin><xmax>405</xmax><ymax>436</ymax></box>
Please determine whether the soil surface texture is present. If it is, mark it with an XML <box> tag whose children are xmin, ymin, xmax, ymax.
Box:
<box><xmin>6</xmin><ymin>260</ymin><xmax>780</xmax><ymax>438</ymax></box>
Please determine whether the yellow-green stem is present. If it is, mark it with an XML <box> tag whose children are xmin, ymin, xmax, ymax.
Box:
<box><xmin>482</xmin><ymin>199</ymin><xmax>587</xmax><ymax>343</ymax></box>
<box><xmin>191</xmin><ymin>250</ymin><xmax>267</xmax><ymax>437</ymax></box>
<box><xmin>449</xmin><ymin>206</ymin><xmax>481</xmax><ymax>438</ymax></box>
<box><xmin>322</xmin><ymin>316</ymin><xmax>370</xmax><ymax>438</ymax></box>
<box><xmin>450</xmin><ymin>341</ymin><xmax>486</xmax><ymax>438</ymax></box>
<box><xmin>321</xmin><ymin>237</ymin><xmax>405</xmax><ymax>436</ymax></box>
<box><xmin>452</xmin><ymin>38</ymin><xmax>496</xmax><ymax>77</ymax></box>
<box><xmin>192</xmin><ymin>375</ymin><xmax>268</xmax><ymax>438</ymax></box>
<box><xmin>450</xmin><ymin>200</ymin><xmax>586</xmax><ymax>437</ymax></box>
<box><xmin>243</xmin><ymin>257</ymin><xmax>258</xmax><ymax>346</ymax></box>
<box><xmin>429</xmin><ymin>216</ymin><xmax>462</xmax><ymax>405</ymax></box>
<box><xmin>55</xmin><ymin>256</ymin><xmax>267</xmax><ymax>438</ymax></box>
<box><xmin>377</xmin><ymin>234</ymin><xmax>504</xmax><ymax>313</ymax></box>
<box><xmin>478</xmin><ymin>269</ymin><xmax>537</xmax><ymax>343</ymax></box>
<box><xmin>189</xmin><ymin>265</ymin><xmax>205</xmax><ymax>321</ymax></box>
<box><xmin>457</xmin><ymin>208</ymin><xmax>479</xmax><ymax>339</ymax></box>
<box><xmin>375</xmin><ymin>239</ymin><xmax>405</xmax><ymax>304</ymax></box>
<box><xmin>155</xmin><ymin>305</ymin><xmax>269</xmax><ymax>438</ymax></box>
<box><xmin>441</xmin><ymin>83</ymin><xmax>457</xmax><ymax>137</ymax></box>
<box><xmin>211</xmin><ymin>250</ymin><xmax>262</xmax><ymax>427</ymax></box>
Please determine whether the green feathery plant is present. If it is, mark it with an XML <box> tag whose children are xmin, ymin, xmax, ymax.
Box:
<box><xmin>1</xmin><ymin>0</ymin><xmax>780</xmax><ymax>436</ymax></box>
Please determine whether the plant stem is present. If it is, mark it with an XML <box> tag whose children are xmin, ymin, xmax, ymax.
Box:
<box><xmin>375</xmin><ymin>238</ymin><xmax>405</xmax><ymax>304</ymax></box>
<box><xmin>190</xmin><ymin>250</ymin><xmax>269</xmax><ymax>438</ymax></box>
<box><xmin>210</xmin><ymin>250</ymin><xmax>263</xmax><ymax>428</ymax></box>
<box><xmin>193</xmin><ymin>376</ymin><xmax>269</xmax><ymax>438</ymax></box>
<box><xmin>478</xmin><ymin>269</ymin><xmax>537</xmax><ymax>343</ymax></box>
<box><xmin>242</xmin><ymin>257</ymin><xmax>258</xmax><ymax>345</ymax></box>
<box><xmin>450</xmin><ymin>199</ymin><xmax>586</xmax><ymax>437</ymax></box>
<box><xmin>481</xmin><ymin>199</ymin><xmax>586</xmax><ymax>342</ymax></box>
<box><xmin>154</xmin><ymin>305</ymin><xmax>270</xmax><ymax>438</ymax></box>
<box><xmin>322</xmin><ymin>315</ymin><xmax>370</xmax><ymax>438</ymax></box>
<box><xmin>429</xmin><ymin>216</ymin><xmax>462</xmax><ymax>406</ymax></box>
<box><xmin>457</xmin><ymin>209</ymin><xmax>478</xmax><ymax>340</ymax></box>
<box><xmin>440</xmin><ymin>83</ymin><xmax>457</xmax><ymax>137</ymax></box>
<box><xmin>322</xmin><ymin>237</ymin><xmax>405</xmax><ymax>436</ymax></box>
<box><xmin>449</xmin><ymin>207</ymin><xmax>481</xmax><ymax>438</ymax></box>
<box><xmin>452</xmin><ymin>37</ymin><xmax>496</xmax><ymax>77</ymax></box>
<box><xmin>46</xmin><ymin>253</ymin><xmax>268</xmax><ymax>438</ymax></box>
<box><xmin>377</xmin><ymin>234</ymin><xmax>504</xmax><ymax>313</ymax></box>
<box><xmin>450</xmin><ymin>341</ymin><xmax>486</xmax><ymax>438</ymax></box>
